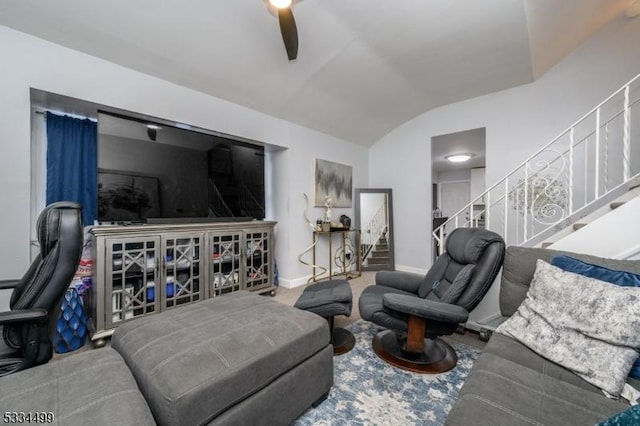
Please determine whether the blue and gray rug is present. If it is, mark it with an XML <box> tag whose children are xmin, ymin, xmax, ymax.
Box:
<box><xmin>294</xmin><ymin>320</ymin><xmax>481</xmax><ymax>426</ymax></box>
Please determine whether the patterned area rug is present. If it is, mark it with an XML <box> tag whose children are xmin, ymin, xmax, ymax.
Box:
<box><xmin>294</xmin><ymin>320</ymin><xmax>481</xmax><ymax>426</ymax></box>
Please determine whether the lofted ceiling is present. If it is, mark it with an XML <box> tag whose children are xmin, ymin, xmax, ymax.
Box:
<box><xmin>0</xmin><ymin>0</ymin><xmax>633</xmax><ymax>147</ymax></box>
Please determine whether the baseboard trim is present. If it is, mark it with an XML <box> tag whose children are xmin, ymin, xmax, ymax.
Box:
<box><xmin>280</xmin><ymin>265</ymin><xmax>427</xmax><ymax>288</ymax></box>
<box><xmin>279</xmin><ymin>267</ymin><xmax>368</xmax><ymax>289</ymax></box>
<box><xmin>278</xmin><ymin>276</ymin><xmax>311</xmax><ymax>289</ymax></box>
<box><xmin>395</xmin><ymin>264</ymin><xmax>428</xmax><ymax>276</ymax></box>
<box><xmin>465</xmin><ymin>312</ymin><xmax>504</xmax><ymax>332</ymax></box>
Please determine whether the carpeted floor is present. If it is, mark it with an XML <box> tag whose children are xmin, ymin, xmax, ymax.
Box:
<box><xmin>293</xmin><ymin>320</ymin><xmax>482</xmax><ymax>425</ymax></box>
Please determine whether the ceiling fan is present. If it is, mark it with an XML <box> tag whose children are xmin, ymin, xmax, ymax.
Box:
<box><xmin>268</xmin><ymin>0</ymin><xmax>299</xmax><ymax>61</ymax></box>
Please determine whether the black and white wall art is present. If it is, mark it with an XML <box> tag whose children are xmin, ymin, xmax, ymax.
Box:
<box><xmin>314</xmin><ymin>159</ymin><xmax>353</xmax><ymax>207</ymax></box>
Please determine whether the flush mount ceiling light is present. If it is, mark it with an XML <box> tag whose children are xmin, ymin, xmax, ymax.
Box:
<box><xmin>446</xmin><ymin>154</ymin><xmax>473</xmax><ymax>163</ymax></box>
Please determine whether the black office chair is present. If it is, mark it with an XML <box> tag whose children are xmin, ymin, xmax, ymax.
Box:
<box><xmin>359</xmin><ymin>227</ymin><xmax>505</xmax><ymax>373</ymax></box>
<box><xmin>0</xmin><ymin>202</ymin><xmax>83</xmax><ymax>376</ymax></box>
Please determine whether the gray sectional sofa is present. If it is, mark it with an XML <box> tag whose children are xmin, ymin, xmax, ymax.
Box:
<box><xmin>446</xmin><ymin>246</ymin><xmax>640</xmax><ymax>425</ymax></box>
<box><xmin>0</xmin><ymin>291</ymin><xmax>333</xmax><ymax>426</ymax></box>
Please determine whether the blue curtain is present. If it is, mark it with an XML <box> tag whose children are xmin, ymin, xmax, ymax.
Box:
<box><xmin>46</xmin><ymin>112</ymin><xmax>97</xmax><ymax>225</ymax></box>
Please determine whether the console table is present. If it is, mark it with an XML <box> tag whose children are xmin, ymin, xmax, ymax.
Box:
<box><xmin>310</xmin><ymin>228</ymin><xmax>362</xmax><ymax>282</ymax></box>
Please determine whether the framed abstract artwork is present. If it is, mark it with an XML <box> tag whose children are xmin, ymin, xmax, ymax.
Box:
<box><xmin>314</xmin><ymin>159</ymin><xmax>353</xmax><ymax>207</ymax></box>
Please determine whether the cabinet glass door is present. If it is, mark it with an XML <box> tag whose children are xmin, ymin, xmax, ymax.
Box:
<box><xmin>106</xmin><ymin>237</ymin><xmax>160</xmax><ymax>326</ymax></box>
<box><xmin>163</xmin><ymin>234</ymin><xmax>203</xmax><ymax>309</ymax></box>
<box><xmin>245</xmin><ymin>229</ymin><xmax>271</xmax><ymax>292</ymax></box>
<box><xmin>209</xmin><ymin>231</ymin><xmax>242</xmax><ymax>296</ymax></box>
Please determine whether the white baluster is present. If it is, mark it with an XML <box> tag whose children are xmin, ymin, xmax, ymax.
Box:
<box><xmin>623</xmin><ymin>85</ymin><xmax>630</xmax><ymax>181</ymax></box>
<box><xmin>569</xmin><ymin>128</ymin><xmax>574</xmax><ymax>214</ymax></box>
<box><xmin>595</xmin><ymin>108</ymin><xmax>600</xmax><ymax>198</ymax></box>
<box><xmin>504</xmin><ymin>178</ymin><xmax>509</xmax><ymax>243</ymax></box>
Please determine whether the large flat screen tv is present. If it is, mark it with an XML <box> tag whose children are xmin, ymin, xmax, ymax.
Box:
<box><xmin>97</xmin><ymin>112</ymin><xmax>265</xmax><ymax>223</ymax></box>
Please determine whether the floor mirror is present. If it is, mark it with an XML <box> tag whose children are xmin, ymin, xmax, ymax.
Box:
<box><xmin>354</xmin><ymin>188</ymin><xmax>394</xmax><ymax>271</ymax></box>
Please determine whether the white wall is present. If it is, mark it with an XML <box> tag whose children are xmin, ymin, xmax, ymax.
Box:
<box><xmin>437</xmin><ymin>170</ymin><xmax>471</xmax><ymax>183</ymax></box>
<box><xmin>0</xmin><ymin>25</ymin><xmax>368</xmax><ymax>288</ymax></box>
<box><xmin>369</xmin><ymin>13</ymin><xmax>640</xmax><ymax>319</ymax></box>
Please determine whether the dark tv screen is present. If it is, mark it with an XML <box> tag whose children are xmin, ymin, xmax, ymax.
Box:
<box><xmin>97</xmin><ymin>113</ymin><xmax>265</xmax><ymax>223</ymax></box>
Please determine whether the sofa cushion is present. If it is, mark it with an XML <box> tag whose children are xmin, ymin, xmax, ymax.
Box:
<box><xmin>446</xmin><ymin>352</ymin><xmax>628</xmax><ymax>426</ymax></box>
<box><xmin>499</xmin><ymin>247</ymin><xmax>640</xmax><ymax>317</ymax></box>
<box><xmin>496</xmin><ymin>260</ymin><xmax>640</xmax><ymax>396</ymax></box>
<box><xmin>0</xmin><ymin>347</ymin><xmax>155</xmax><ymax>426</ymax></box>
<box><xmin>484</xmin><ymin>332</ymin><xmax>605</xmax><ymax>394</ymax></box>
<box><xmin>111</xmin><ymin>291</ymin><xmax>331</xmax><ymax>426</ymax></box>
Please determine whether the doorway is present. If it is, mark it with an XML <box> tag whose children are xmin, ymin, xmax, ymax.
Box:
<box><xmin>431</xmin><ymin>128</ymin><xmax>486</xmax><ymax>257</ymax></box>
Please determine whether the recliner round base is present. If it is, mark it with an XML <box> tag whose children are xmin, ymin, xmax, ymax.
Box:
<box><xmin>372</xmin><ymin>330</ymin><xmax>457</xmax><ymax>374</ymax></box>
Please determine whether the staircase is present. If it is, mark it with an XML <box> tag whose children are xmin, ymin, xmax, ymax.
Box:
<box><xmin>239</xmin><ymin>183</ymin><xmax>265</xmax><ymax>218</ymax></box>
<box><xmin>366</xmin><ymin>233</ymin><xmax>390</xmax><ymax>266</ymax></box>
<box><xmin>539</xmin><ymin>186</ymin><xmax>637</xmax><ymax>249</ymax></box>
<box><xmin>208</xmin><ymin>179</ymin><xmax>234</xmax><ymax>217</ymax></box>
<box><xmin>361</xmin><ymin>200</ymin><xmax>392</xmax><ymax>268</ymax></box>
<box><xmin>434</xmin><ymin>72</ymin><xmax>640</xmax><ymax>252</ymax></box>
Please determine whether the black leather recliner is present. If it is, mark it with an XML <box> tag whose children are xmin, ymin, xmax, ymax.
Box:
<box><xmin>359</xmin><ymin>227</ymin><xmax>505</xmax><ymax>373</ymax></box>
<box><xmin>0</xmin><ymin>202</ymin><xmax>83</xmax><ymax>376</ymax></box>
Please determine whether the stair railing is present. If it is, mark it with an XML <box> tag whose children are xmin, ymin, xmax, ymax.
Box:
<box><xmin>208</xmin><ymin>179</ymin><xmax>234</xmax><ymax>217</ymax></box>
<box><xmin>434</xmin><ymin>72</ymin><xmax>640</xmax><ymax>253</ymax></box>
<box><xmin>239</xmin><ymin>183</ymin><xmax>265</xmax><ymax>218</ymax></box>
<box><xmin>361</xmin><ymin>202</ymin><xmax>387</xmax><ymax>260</ymax></box>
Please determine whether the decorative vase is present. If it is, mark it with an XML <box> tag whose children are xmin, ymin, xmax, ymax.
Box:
<box><xmin>53</xmin><ymin>288</ymin><xmax>88</xmax><ymax>354</ymax></box>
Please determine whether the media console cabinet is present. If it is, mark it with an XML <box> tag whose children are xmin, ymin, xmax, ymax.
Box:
<box><xmin>86</xmin><ymin>221</ymin><xmax>276</xmax><ymax>345</ymax></box>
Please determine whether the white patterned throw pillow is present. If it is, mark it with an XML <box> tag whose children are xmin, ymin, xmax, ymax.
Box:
<box><xmin>496</xmin><ymin>259</ymin><xmax>640</xmax><ymax>397</ymax></box>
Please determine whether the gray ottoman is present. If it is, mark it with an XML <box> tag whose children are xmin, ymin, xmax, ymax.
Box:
<box><xmin>294</xmin><ymin>279</ymin><xmax>355</xmax><ymax>355</ymax></box>
<box><xmin>111</xmin><ymin>291</ymin><xmax>333</xmax><ymax>426</ymax></box>
<box><xmin>0</xmin><ymin>348</ymin><xmax>155</xmax><ymax>426</ymax></box>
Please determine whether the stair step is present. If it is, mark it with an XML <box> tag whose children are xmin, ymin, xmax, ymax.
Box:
<box><xmin>372</xmin><ymin>250</ymin><xmax>389</xmax><ymax>257</ymax></box>
<box><xmin>573</xmin><ymin>223</ymin><xmax>587</xmax><ymax>231</ymax></box>
<box><xmin>375</xmin><ymin>244</ymin><xmax>389</xmax><ymax>251</ymax></box>
<box><xmin>367</xmin><ymin>257</ymin><xmax>390</xmax><ymax>265</ymax></box>
<box><xmin>610</xmin><ymin>201</ymin><xmax>626</xmax><ymax>210</ymax></box>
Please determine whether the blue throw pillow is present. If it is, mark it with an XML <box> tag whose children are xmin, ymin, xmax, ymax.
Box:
<box><xmin>596</xmin><ymin>404</ymin><xmax>640</xmax><ymax>426</ymax></box>
<box><xmin>551</xmin><ymin>255</ymin><xmax>640</xmax><ymax>287</ymax></box>
<box><xmin>551</xmin><ymin>255</ymin><xmax>640</xmax><ymax>379</ymax></box>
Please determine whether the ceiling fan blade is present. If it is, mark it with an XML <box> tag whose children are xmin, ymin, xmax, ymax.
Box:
<box><xmin>278</xmin><ymin>7</ymin><xmax>298</xmax><ymax>61</ymax></box>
